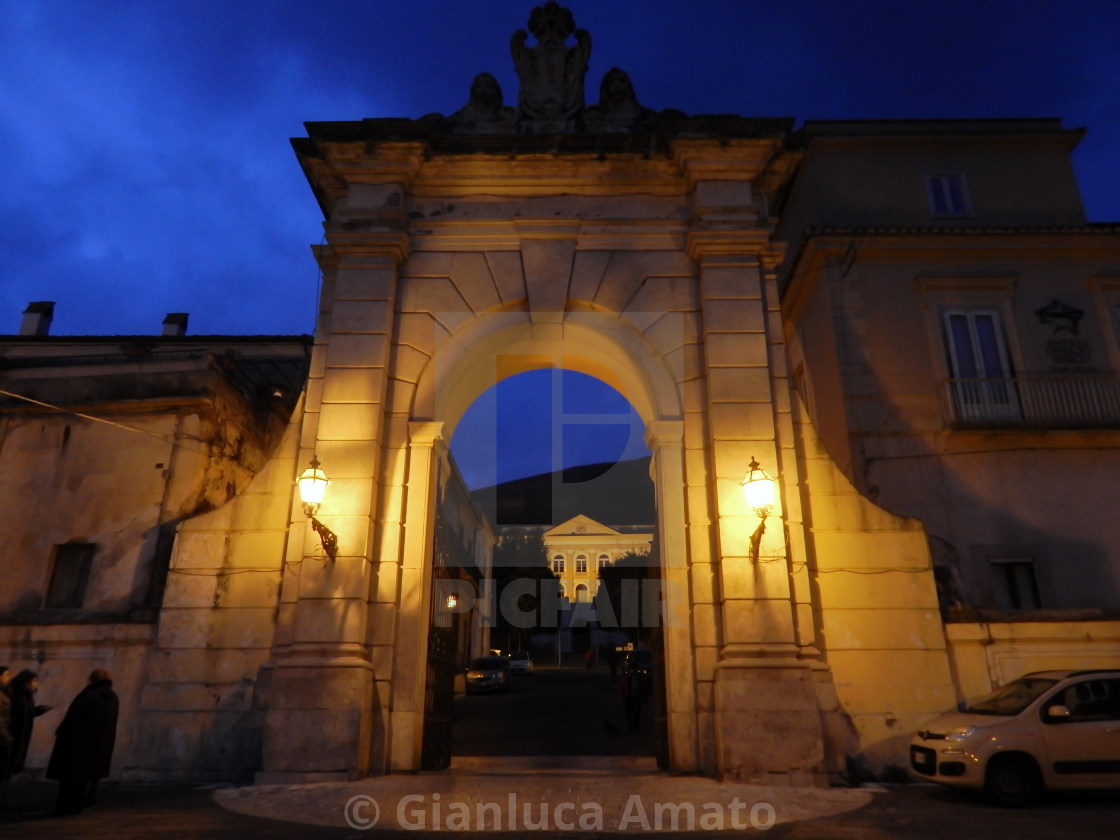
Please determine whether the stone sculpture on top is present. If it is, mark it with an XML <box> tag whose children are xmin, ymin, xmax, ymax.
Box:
<box><xmin>447</xmin><ymin>72</ymin><xmax>518</xmax><ymax>134</ymax></box>
<box><xmin>510</xmin><ymin>0</ymin><xmax>592</xmax><ymax>133</ymax></box>
<box><xmin>432</xmin><ymin>2</ymin><xmax>673</xmax><ymax>136</ymax></box>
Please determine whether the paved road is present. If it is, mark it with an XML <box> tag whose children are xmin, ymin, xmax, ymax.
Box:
<box><xmin>3</xmin><ymin>777</ymin><xmax>1118</xmax><ymax>838</ymax></box>
<box><xmin>3</xmin><ymin>659</ymin><xmax>1116</xmax><ymax>837</ymax></box>
<box><xmin>766</xmin><ymin>784</ymin><xmax>1120</xmax><ymax>840</ymax></box>
<box><xmin>453</xmin><ymin>662</ymin><xmax>655</xmax><ymax>757</ymax></box>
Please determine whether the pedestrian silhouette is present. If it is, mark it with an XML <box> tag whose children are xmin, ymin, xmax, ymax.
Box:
<box><xmin>47</xmin><ymin>668</ymin><xmax>119</xmax><ymax>816</ymax></box>
<box><xmin>8</xmin><ymin>670</ymin><xmax>53</xmax><ymax>778</ymax></box>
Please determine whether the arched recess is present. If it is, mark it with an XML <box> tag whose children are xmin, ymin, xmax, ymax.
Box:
<box><xmin>413</xmin><ymin>310</ymin><xmax>682</xmax><ymax>437</ymax></box>
<box><xmin>391</xmin><ymin>311</ymin><xmax>700</xmax><ymax>773</ymax></box>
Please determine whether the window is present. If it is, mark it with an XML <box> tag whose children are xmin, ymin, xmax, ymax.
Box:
<box><xmin>598</xmin><ymin>554</ymin><xmax>610</xmax><ymax>570</ymax></box>
<box><xmin>943</xmin><ymin>308</ymin><xmax>1020</xmax><ymax>421</ymax></box>
<box><xmin>551</xmin><ymin>556</ymin><xmax>565</xmax><ymax>574</ymax></box>
<box><xmin>1045</xmin><ymin>680</ymin><xmax>1120</xmax><ymax>723</ymax></box>
<box><xmin>1088</xmin><ymin>277</ymin><xmax>1120</xmax><ymax>369</ymax></box>
<box><xmin>575</xmin><ymin>555</ymin><xmax>588</xmax><ymax>574</ymax></box>
<box><xmin>44</xmin><ymin>543</ymin><xmax>96</xmax><ymax>608</ymax></box>
<box><xmin>927</xmin><ymin>173</ymin><xmax>971</xmax><ymax>217</ymax></box>
<box><xmin>990</xmin><ymin>558</ymin><xmax>1041</xmax><ymax>609</ymax></box>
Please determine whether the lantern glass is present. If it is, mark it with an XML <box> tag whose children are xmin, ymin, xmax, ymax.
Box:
<box><xmin>740</xmin><ymin>458</ymin><xmax>776</xmax><ymax>514</ymax></box>
<box><xmin>298</xmin><ymin>459</ymin><xmax>330</xmax><ymax>509</ymax></box>
<box><xmin>743</xmin><ymin>475</ymin><xmax>775</xmax><ymax>511</ymax></box>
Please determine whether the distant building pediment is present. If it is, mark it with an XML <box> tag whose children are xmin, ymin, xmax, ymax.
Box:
<box><xmin>543</xmin><ymin>514</ymin><xmax>623</xmax><ymax>538</ymax></box>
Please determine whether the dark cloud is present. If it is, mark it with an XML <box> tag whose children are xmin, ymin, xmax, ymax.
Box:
<box><xmin>2</xmin><ymin>0</ymin><xmax>1118</xmax><ymax>335</ymax></box>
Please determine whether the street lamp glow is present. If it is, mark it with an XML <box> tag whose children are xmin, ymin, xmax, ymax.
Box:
<box><xmin>297</xmin><ymin>456</ymin><xmax>330</xmax><ymax>515</ymax></box>
<box><xmin>740</xmin><ymin>457</ymin><xmax>776</xmax><ymax>517</ymax></box>
<box><xmin>296</xmin><ymin>455</ymin><xmax>338</xmax><ymax>560</ymax></box>
<box><xmin>741</xmin><ymin>457</ymin><xmax>777</xmax><ymax>563</ymax></box>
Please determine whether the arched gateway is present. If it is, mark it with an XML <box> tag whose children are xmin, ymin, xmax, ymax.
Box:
<box><xmin>258</xmin><ymin>3</ymin><xmax>843</xmax><ymax>784</ymax></box>
<box><xmin>11</xmin><ymin>3</ymin><xmax>1117</xmax><ymax>793</ymax></box>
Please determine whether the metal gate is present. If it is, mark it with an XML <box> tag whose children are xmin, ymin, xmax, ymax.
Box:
<box><xmin>420</xmin><ymin>505</ymin><xmax>461</xmax><ymax>770</ymax></box>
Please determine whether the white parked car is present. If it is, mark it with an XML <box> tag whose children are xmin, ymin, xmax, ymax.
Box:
<box><xmin>507</xmin><ymin>651</ymin><xmax>534</xmax><ymax>674</ymax></box>
<box><xmin>910</xmin><ymin>669</ymin><xmax>1120</xmax><ymax>806</ymax></box>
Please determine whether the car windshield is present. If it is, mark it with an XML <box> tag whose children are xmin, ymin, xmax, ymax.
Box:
<box><xmin>469</xmin><ymin>657</ymin><xmax>506</xmax><ymax>670</ymax></box>
<box><xmin>509</xmin><ymin>652</ymin><xmax>529</xmax><ymax>660</ymax></box>
<box><xmin>966</xmin><ymin>677</ymin><xmax>1058</xmax><ymax>716</ymax></box>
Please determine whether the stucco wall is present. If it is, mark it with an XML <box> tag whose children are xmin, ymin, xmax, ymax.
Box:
<box><xmin>0</xmin><ymin>623</ymin><xmax>153</xmax><ymax>778</ymax></box>
<box><xmin>125</xmin><ymin>413</ymin><xmax>303</xmax><ymax>781</ymax></box>
<box><xmin>0</xmin><ymin>412</ymin><xmax>181</xmax><ymax>615</ymax></box>
<box><xmin>776</xmin><ymin>123</ymin><xmax>1086</xmax><ymax>239</ymax></box>
<box><xmin>945</xmin><ymin>619</ymin><xmax>1120</xmax><ymax>703</ymax></box>
<box><xmin>795</xmin><ymin>395</ymin><xmax>958</xmax><ymax>773</ymax></box>
<box><xmin>783</xmin><ymin>231</ymin><xmax>1120</xmax><ymax>613</ymax></box>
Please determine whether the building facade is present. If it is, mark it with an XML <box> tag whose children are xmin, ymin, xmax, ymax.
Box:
<box><xmin>543</xmin><ymin>514</ymin><xmax>652</xmax><ymax>603</ymax></box>
<box><xmin>2</xmin><ymin>4</ymin><xmax>1118</xmax><ymax>786</ymax></box>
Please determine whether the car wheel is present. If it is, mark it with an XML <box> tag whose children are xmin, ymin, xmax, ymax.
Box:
<box><xmin>985</xmin><ymin>754</ymin><xmax>1042</xmax><ymax>807</ymax></box>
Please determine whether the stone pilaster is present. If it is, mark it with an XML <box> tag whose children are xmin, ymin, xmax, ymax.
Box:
<box><xmin>645</xmin><ymin>420</ymin><xmax>699</xmax><ymax>773</ymax></box>
<box><xmin>387</xmin><ymin>420</ymin><xmax>445</xmax><ymax>771</ymax></box>
<box><xmin>256</xmin><ymin>231</ymin><xmax>407</xmax><ymax>782</ymax></box>
<box><xmin>691</xmin><ymin>226</ymin><xmax>826</xmax><ymax>784</ymax></box>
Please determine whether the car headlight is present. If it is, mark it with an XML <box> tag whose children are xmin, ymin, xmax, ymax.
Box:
<box><xmin>944</xmin><ymin>726</ymin><xmax>976</xmax><ymax>742</ymax></box>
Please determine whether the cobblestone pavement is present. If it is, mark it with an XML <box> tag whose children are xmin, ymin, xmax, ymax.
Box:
<box><xmin>2</xmin><ymin>774</ymin><xmax>1118</xmax><ymax>839</ymax></box>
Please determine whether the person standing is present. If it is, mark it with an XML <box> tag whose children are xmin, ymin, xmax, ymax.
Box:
<box><xmin>0</xmin><ymin>666</ymin><xmax>13</xmax><ymax>804</ymax></box>
<box><xmin>8</xmin><ymin>670</ymin><xmax>53</xmax><ymax>777</ymax></box>
<box><xmin>620</xmin><ymin>661</ymin><xmax>651</xmax><ymax>733</ymax></box>
<box><xmin>47</xmin><ymin>668</ymin><xmax>119</xmax><ymax>816</ymax></box>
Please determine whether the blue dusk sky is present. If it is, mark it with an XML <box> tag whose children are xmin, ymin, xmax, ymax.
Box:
<box><xmin>3</xmin><ymin>1</ymin><xmax>1119</xmax><ymax>485</ymax></box>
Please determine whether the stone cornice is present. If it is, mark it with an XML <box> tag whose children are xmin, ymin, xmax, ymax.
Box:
<box><xmin>408</xmin><ymin>419</ymin><xmax>445</xmax><ymax>446</ymax></box>
<box><xmin>0</xmin><ymin>393</ymin><xmax>215</xmax><ymax>418</ymax></box>
<box><xmin>672</xmin><ymin>137</ymin><xmax>787</xmax><ymax>188</ymax></box>
<box><xmin>294</xmin><ymin>119</ymin><xmax>798</xmax><ymax>208</ymax></box>
<box><xmin>294</xmin><ymin>138</ymin><xmax>429</xmax><ymax>217</ymax></box>
<box><xmin>646</xmin><ymin>419</ymin><xmax>685</xmax><ymax>449</ymax></box>
<box><xmin>322</xmin><ymin>230</ymin><xmax>412</xmax><ymax>265</ymax></box>
<box><xmin>406</xmin><ymin>219</ymin><xmax>687</xmax><ymax>252</ymax></box>
<box><xmin>301</xmin><ymin>140</ymin><xmax>429</xmax><ymax>184</ymax></box>
<box><xmin>411</xmin><ymin>154</ymin><xmax>687</xmax><ymax>197</ymax></box>
<box><xmin>779</xmin><ymin>226</ymin><xmax>1120</xmax><ymax>299</ymax></box>
<box><xmin>686</xmin><ymin>229</ymin><xmax>775</xmax><ymax>262</ymax></box>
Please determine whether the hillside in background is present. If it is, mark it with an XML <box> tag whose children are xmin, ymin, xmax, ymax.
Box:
<box><xmin>469</xmin><ymin>456</ymin><xmax>654</xmax><ymax>529</ymax></box>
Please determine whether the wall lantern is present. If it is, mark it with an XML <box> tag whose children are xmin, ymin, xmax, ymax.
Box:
<box><xmin>740</xmin><ymin>456</ymin><xmax>776</xmax><ymax>563</ymax></box>
<box><xmin>297</xmin><ymin>455</ymin><xmax>338</xmax><ymax>560</ymax></box>
<box><xmin>446</xmin><ymin>591</ymin><xmax>459</xmax><ymax>610</ymax></box>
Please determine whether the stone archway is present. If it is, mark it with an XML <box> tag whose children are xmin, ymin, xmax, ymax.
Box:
<box><xmin>257</xmin><ymin>3</ymin><xmax>832</xmax><ymax>782</ymax></box>
<box><xmin>390</xmin><ymin>315</ymin><xmax>697</xmax><ymax>773</ymax></box>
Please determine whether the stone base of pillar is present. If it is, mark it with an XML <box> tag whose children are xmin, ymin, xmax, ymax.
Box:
<box><xmin>713</xmin><ymin>658</ymin><xmax>827</xmax><ymax>786</ymax></box>
<box><xmin>255</xmin><ymin>657</ymin><xmax>380</xmax><ymax>783</ymax></box>
<box><xmin>809</xmin><ymin>661</ymin><xmax>862</xmax><ymax>778</ymax></box>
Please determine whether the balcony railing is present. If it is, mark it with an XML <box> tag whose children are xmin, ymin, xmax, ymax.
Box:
<box><xmin>945</xmin><ymin>373</ymin><xmax>1120</xmax><ymax>426</ymax></box>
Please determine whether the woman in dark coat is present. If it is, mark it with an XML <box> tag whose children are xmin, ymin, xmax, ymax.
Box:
<box><xmin>8</xmin><ymin>669</ymin><xmax>53</xmax><ymax>776</ymax></box>
<box><xmin>47</xmin><ymin>669</ymin><xmax>119</xmax><ymax>815</ymax></box>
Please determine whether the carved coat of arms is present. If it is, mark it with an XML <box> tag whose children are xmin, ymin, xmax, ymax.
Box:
<box><xmin>510</xmin><ymin>1</ymin><xmax>591</xmax><ymax>131</ymax></box>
